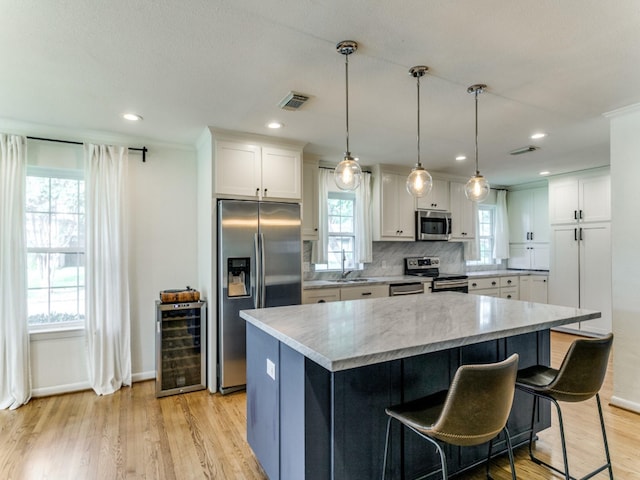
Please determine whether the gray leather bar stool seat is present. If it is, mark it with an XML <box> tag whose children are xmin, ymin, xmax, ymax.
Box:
<box><xmin>515</xmin><ymin>333</ymin><xmax>614</xmax><ymax>480</ymax></box>
<box><xmin>381</xmin><ymin>354</ymin><xmax>519</xmax><ymax>480</ymax></box>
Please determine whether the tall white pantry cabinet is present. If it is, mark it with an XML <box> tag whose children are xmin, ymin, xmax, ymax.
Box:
<box><xmin>548</xmin><ymin>168</ymin><xmax>612</xmax><ymax>335</ymax></box>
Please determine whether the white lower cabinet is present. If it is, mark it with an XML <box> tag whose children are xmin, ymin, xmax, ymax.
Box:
<box><xmin>520</xmin><ymin>276</ymin><xmax>548</xmax><ymax>303</ymax></box>
<box><xmin>469</xmin><ymin>276</ymin><xmax>519</xmax><ymax>300</ymax></box>
<box><xmin>339</xmin><ymin>284</ymin><xmax>389</xmax><ymax>301</ymax></box>
<box><xmin>302</xmin><ymin>288</ymin><xmax>340</xmax><ymax>304</ymax></box>
<box><xmin>468</xmin><ymin>277</ymin><xmax>500</xmax><ymax>297</ymax></box>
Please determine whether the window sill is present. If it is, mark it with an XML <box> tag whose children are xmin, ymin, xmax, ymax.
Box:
<box><xmin>29</xmin><ymin>326</ymin><xmax>85</xmax><ymax>341</ymax></box>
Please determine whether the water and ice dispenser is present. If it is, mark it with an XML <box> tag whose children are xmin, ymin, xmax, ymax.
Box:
<box><xmin>227</xmin><ymin>257</ymin><xmax>250</xmax><ymax>297</ymax></box>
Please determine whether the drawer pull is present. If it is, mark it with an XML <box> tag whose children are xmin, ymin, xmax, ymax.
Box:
<box><xmin>361</xmin><ymin>292</ymin><xmax>372</xmax><ymax>296</ymax></box>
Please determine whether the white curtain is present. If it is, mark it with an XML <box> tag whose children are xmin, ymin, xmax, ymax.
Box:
<box><xmin>311</xmin><ymin>168</ymin><xmax>331</xmax><ymax>264</ymax></box>
<box><xmin>354</xmin><ymin>172</ymin><xmax>373</xmax><ymax>264</ymax></box>
<box><xmin>493</xmin><ymin>190</ymin><xmax>510</xmax><ymax>261</ymax></box>
<box><xmin>0</xmin><ymin>134</ymin><xmax>31</xmax><ymax>410</ymax></box>
<box><xmin>84</xmin><ymin>144</ymin><xmax>131</xmax><ymax>395</ymax></box>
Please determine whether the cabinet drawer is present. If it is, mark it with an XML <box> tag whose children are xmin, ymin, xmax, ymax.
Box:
<box><xmin>468</xmin><ymin>277</ymin><xmax>499</xmax><ymax>290</ymax></box>
<box><xmin>340</xmin><ymin>284</ymin><xmax>389</xmax><ymax>301</ymax></box>
<box><xmin>500</xmin><ymin>287</ymin><xmax>519</xmax><ymax>300</ymax></box>
<box><xmin>471</xmin><ymin>288</ymin><xmax>500</xmax><ymax>297</ymax></box>
<box><xmin>499</xmin><ymin>276</ymin><xmax>519</xmax><ymax>288</ymax></box>
<box><xmin>302</xmin><ymin>288</ymin><xmax>341</xmax><ymax>304</ymax></box>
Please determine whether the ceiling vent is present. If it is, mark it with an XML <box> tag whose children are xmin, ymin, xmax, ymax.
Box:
<box><xmin>278</xmin><ymin>91</ymin><xmax>310</xmax><ymax>111</ymax></box>
<box><xmin>510</xmin><ymin>145</ymin><xmax>539</xmax><ymax>155</ymax></box>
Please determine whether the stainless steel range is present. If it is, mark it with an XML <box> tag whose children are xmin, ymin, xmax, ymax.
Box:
<box><xmin>404</xmin><ymin>256</ymin><xmax>469</xmax><ymax>293</ymax></box>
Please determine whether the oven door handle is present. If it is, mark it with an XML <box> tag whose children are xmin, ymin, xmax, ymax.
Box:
<box><xmin>433</xmin><ymin>280</ymin><xmax>469</xmax><ymax>289</ymax></box>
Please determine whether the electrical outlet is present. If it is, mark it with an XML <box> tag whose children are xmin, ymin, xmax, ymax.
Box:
<box><xmin>266</xmin><ymin>358</ymin><xmax>276</xmax><ymax>380</ymax></box>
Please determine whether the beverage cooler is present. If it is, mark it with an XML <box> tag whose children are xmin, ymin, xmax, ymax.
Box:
<box><xmin>155</xmin><ymin>300</ymin><xmax>206</xmax><ymax>397</ymax></box>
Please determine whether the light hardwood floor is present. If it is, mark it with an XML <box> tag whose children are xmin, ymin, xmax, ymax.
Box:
<box><xmin>1</xmin><ymin>332</ymin><xmax>638</xmax><ymax>479</ymax></box>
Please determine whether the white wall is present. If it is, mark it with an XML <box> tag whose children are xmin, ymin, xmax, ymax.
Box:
<box><xmin>607</xmin><ymin>104</ymin><xmax>640</xmax><ymax>413</ymax></box>
<box><xmin>1</xmin><ymin>119</ymin><xmax>199</xmax><ymax>396</ymax></box>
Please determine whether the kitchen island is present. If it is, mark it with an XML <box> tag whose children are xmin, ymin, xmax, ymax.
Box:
<box><xmin>240</xmin><ymin>292</ymin><xmax>600</xmax><ymax>480</ymax></box>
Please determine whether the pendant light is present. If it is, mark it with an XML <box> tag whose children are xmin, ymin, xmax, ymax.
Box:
<box><xmin>464</xmin><ymin>84</ymin><xmax>491</xmax><ymax>203</ymax></box>
<box><xmin>334</xmin><ymin>40</ymin><xmax>362</xmax><ymax>191</ymax></box>
<box><xmin>406</xmin><ymin>66</ymin><xmax>433</xmax><ymax>197</ymax></box>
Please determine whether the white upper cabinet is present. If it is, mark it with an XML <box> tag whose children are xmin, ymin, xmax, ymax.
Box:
<box><xmin>548</xmin><ymin>170</ymin><xmax>610</xmax><ymax>225</ymax></box>
<box><xmin>213</xmin><ymin>133</ymin><xmax>303</xmax><ymax>201</ymax></box>
<box><xmin>302</xmin><ymin>158</ymin><xmax>319</xmax><ymax>240</ymax></box>
<box><xmin>508</xmin><ymin>187</ymin><xmax>549</xmax><ymax>243</ymax></box>
<box><xmin>416</xmin><ymin>179</ymin><xmax>450</xmax><ymax>211</ymax></box>
<box><xmin>449</xmin><ymin>181</ymin><xmax>476</xmax><ymax>240</ymax></box>
<box><xmin>373</xmin><ymin>167</ymin><xmax>415</xmax><ymax>241</ymax></box>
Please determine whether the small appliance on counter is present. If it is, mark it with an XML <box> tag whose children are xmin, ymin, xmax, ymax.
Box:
<box><xmin>404</xmin><ymin>256</ymin><xmax>469</xmax><ymax>293</ymax></box>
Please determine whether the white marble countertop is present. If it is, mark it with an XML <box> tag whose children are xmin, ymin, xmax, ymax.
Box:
<box><xmin>240</xmin><ymin>292</ymin><xmax>600</xmax><ymax>372</ymax></box>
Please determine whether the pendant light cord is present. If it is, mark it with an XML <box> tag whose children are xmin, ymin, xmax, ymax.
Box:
<box><xmin>416</xmin><ymin>73</ymin><xmax>421</xmax><ymax>167</ymax></box>
<box><xmin>474</xmin><ymin>89</ymin><xmax>480</xmax><ymax>175</ymax></box>
<box><xmin>344</xmin><ymin>52</ymin><xmax>350</xmax><ymax>157</ymax></box>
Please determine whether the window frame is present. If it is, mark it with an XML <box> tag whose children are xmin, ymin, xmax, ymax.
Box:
<box><xmin>467</xmin><ymin>204</ymin><xmax>499</xmax><ymax>266</ymax></box>
<box><xmin>25</xmin><ymin>166</ymin><xmax>86</xmax><ymax>332</ymax></box>
<box><xmin>315</xmin><ymin>191</ymin><xmax>362</xmax><ymax>272</ymax></box>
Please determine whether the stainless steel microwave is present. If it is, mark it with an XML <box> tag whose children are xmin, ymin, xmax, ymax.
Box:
<box><xmin>416</xmin><ymin>210</ymin><xmax>451</xmax><ymax>241</ymax></box>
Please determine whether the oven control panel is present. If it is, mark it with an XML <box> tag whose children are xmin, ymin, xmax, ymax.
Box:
<box><xmin>404</xmin><ymin>256</ymin><xmax>439</xmax><ymax>275</ymax></box>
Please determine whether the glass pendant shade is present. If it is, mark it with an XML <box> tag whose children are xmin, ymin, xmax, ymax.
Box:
<box><xmin>334</xmin><ymin>155</ymin><xmax>362</xmax><ymax>191</ymax></box>
<box><xmin>406</xmin><ymin>165</ymin><xmax>433</xmax><ymax>197</ymax></box>
<box><xmin>464</xmin><ymin>173</ymin><xmax>490</xmax><ymax>202</ymax></box>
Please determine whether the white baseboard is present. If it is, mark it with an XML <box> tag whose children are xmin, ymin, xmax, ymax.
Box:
<box><xmin>32</xmin><ymin>371</ymin><xmax>157</xmax><ymax>398</ymax></box>
<box><xmin>610</xmin><ymin>396</ymin><xmax>640</xmax><ymax>414</ymax></box>
<box><xmin>32</xmin><ymin>381</ymin><xmax>91</xmax><ymax>398</ymax></box>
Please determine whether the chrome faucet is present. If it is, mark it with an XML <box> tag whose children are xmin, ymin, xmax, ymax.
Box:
<box><xmin>341</xmin><ymin>249</ymin><xmax>353</xmax><ymax>279</ymax></box>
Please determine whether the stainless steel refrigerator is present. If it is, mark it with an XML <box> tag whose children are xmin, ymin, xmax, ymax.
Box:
<box><xmin>217</xmin><ymin>200</ymin><xmax>301</xmax><ymax>394</ymax></box>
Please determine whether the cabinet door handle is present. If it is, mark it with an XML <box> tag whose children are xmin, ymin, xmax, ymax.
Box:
<box><xmin>530</xmin><ymin>232</ymin><xmax>534</xmax><ymax>241</ymax></box>
<box><xmin>507</xmin><ymin>295</ymin><xmax>512</xmax><ymax>299</ymax></box>
<box><xmin>491</xmin><ymin>281</ymin><xmax>497</xmax><ymax>286</ymax></box>
<box><xmin>579</xmin><ymin>210</ymin><xmax>583</xmax><ymax>219</ymax></box>
<box><xmin>256</xmin><ymin>188</ymin><xmax>260</xmax><ymax>196</ymax></box>
<box><xmin>361</xmin><ymin>292</ymin><xmax>372</xmax><ymax>296</ymax></box>
<box><xmin>507</xmin><ymin>280</ymin><xmax>512</xmax><ymax>284</ymax></box>
<box><xmin>264</xmin><ymin>188</ymin><xmax>268</xmax><ymax>197</ymax></box>
<box><xmin>314</xmin><ymin>228</ymin><xmax>318</xmax><ymax>231</ymax></box>
<box><xmin>318</xmin><ymin>299</ymin><xmax>326</xmax><ymax>303</ymax></box>
<box><xmin>472</xmin><ymin>282</ymin><xmax>477</xmax><ymax>287</ymax></box>
<box><xmin>574</xmin><ymin>210</ymin><xmax>578</xmax><ymax>220</ymax></box>
<box><xmin>579</xmin><ymin>227</ymin><xmax>583</xmax><ymax>241</ymax></box>
<box><xmin>574</xmin><ymin>228</ymin><xmax>578</xmax><ymax>241</ymax></box>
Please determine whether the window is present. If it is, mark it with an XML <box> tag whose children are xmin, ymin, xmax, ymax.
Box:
<box><xmin>315</xmin><ymin>191</ymin><xmax>358</xmax><ymax>271</ymax></box>
<box><xmin>468</xmin><ymin>205</ymin><xmax>498</xmax><ymax>266</ymax></box>
<box><xmin>25</xmin><ymin>168</ymin><xmax>85</xmax><ymax>330</ymax></box>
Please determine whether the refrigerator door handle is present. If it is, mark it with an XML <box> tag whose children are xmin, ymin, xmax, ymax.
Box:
<box><xmin>260</xmin><ymin>232</ymin><xmax>266</xmax><ymax>308</ymax></box>
<box><xmin>254</xmin><ymin>233</ymin><xmax>260</xmax><ymax>309</ymax></box>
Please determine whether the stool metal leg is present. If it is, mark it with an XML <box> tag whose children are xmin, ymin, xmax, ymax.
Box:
<box><xmin>486</xmin><ymin>427</ymin><xmax>517</xmax><ymax>480</ymax></box>
<box><xmin>526</xmin><ymin>392</ymin><xmax>614</xmax><ymax>480</ymax></box>
<box><xmin>381</xmin><ymin>417</ymin><xmax>392</xmax><ymax>480</ymax></box>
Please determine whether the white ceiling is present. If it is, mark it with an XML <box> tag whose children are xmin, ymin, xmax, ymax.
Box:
<box><xmin>2</xmin><ymin>0</ymin><xmax>640</xmax><ymax>186</ymax></box>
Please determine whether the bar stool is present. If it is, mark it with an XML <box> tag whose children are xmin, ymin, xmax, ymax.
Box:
<box><xmin>515</xmin><ymin>333</ymin><xmax>614</xmax><ymax>480</ymax></box>
<box><xmin>381</xmin><ymin>354</ymin><xmax>519</xmax><ymax>480</ymax></box>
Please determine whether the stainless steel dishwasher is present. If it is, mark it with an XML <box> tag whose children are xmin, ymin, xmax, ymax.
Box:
<box><xmin>389</xmin><ymin>282</ymin><xmax>425</xmax><ymax>296</ymax></box>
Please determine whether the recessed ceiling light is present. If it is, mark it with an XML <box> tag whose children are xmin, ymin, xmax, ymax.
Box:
<box><xmin>123</xmin><ymin>113</ymin><xmax>143</xmax><ymax>121</ymax></box>
<box><xmin>455</xmin><ymin>155</ymin><xmax>467</xmax><ymax>161</ymax></box>
<box><xmin>539</xmin><ymin>171</ymin><xmax>550</xmax><ymax>176</ymax></box>
<box><xmin>267</xmin><ymin>122</ymin><xmax>284</xmax><ymax>129</ymax></box>
<box><xmin>531</xmin><ymin>132</ymin><xmax>546</xmax><ymax>139</ymax></box>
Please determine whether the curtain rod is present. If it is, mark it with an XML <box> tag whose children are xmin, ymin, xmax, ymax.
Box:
<box><xmin>26</xmin><ymin>136</ymin><xmax>148</xmax><ymax>163</ymax></box>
